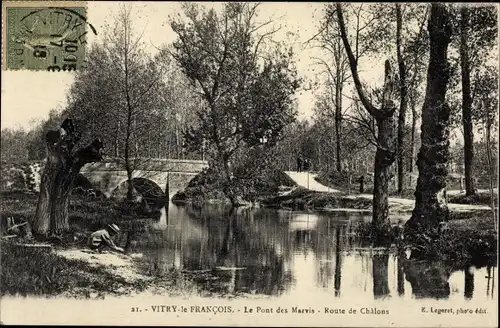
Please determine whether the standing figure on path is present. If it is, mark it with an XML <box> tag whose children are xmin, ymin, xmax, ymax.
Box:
<box><xmin>297</xmin><ymin>156</ymin><xmax>303</xmax><ymax>172</ymax></box>
<box><xmin>88</xmin><ymin>223</ymin><xmax>125</xmax><ymax>253</ymax></box>
<box><xmin>304</xmin><ymin>159</ymin><xmax>310</xmax><ymax>172</ymax></box>
<box><xmin>358</xmin><ymin>175</ymin><xmax>365</xmax><ymax>193</ymax></box>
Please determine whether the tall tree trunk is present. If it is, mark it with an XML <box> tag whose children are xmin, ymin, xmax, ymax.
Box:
<box><xmin>460</xmin><ymin>6</ymin><xmax>475</xmax><ymax>196</ymax></box>
<box><xmin>114</xmin><ymin>120</ymin><xmax>120</xmax><ymax>158</ymax></box>
<box><xmin>337</xmin><ymin>5</ymin><xmax>397</xmax><ymax>242</ymax></box>
<box><xmin>222</xmin><ymin>154</ymin><xmax>238</xmax><ymax>207</ymax></box>
<box><xmin>335</xmin><ymin>79</ymin><xmax>343</xmax><ymax>172</ymax></box>
<box><xmin>405</xmin><ymin>4</ymin><xmax>452</xmax><ymax>245</ymax></box>
<box><xmin>124</xmin><ymin>108</ymin><xmax>134</xmax><ymax>200</ymax></box>
<box><xmin>373</xmin><ymin>116</ymin><xmax>396</xmax><ymax>234</ymax></box>
<box><xmin>396</xmin><ymin>4</ymin><xmax>408</xmax><ymax>193</ymax></box>
<box><xmin>32</xmin><ymin>119</ymin><xmax>104</xmax><ymax>238</ymax></box>
<box><xmin>124</xmin><ymin>66</ymin><xmax>135</xmax><ymax>200</ymax></box>
<box><xmin>485</xmin><ymin>116</ymin><xmax>497</xmax><ymax>231</ymax></box>
<box><xmin>409</xmin><ymin>96</ymin><xmax>417</xmax><ymax>173</ymax></box>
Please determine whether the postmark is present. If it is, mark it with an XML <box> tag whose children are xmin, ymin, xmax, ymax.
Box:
<box><xmin>2</xmin><ymin>1</ymin><xmax>96</xmax><ymax>71</ymax></box>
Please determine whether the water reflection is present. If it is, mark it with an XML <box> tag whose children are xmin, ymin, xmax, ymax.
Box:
<box><xmin>486</xmin><ymin>266</ymin><xmax>495</xmax><ymax>299</ymax></box>
<box><xmin>464</xmin><ymin>266</ymin><xmax>474</xmax><ymax>300</ymax></box>
<box><xmin>334</xmin><ymin>227</ymin><xmax>342</xmax><ymax>297</ymax></box>
<box><xmin>373</xmin><ymin>254</ymin><xmax>390</xmax><ymax>299</ymax></box>
<box><xmin>128</xmin><ymin>203</ymin><xmax>497</xmax><ymax>301</ymax></box>
<box><xmin>397</xmin><ymin>253</ymin><xmax>405</xmax><ymax>296</ymax></box>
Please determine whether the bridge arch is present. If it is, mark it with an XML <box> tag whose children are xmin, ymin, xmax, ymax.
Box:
<box><xmin>110</xmin><ymin>177</ymin><xmax>166</xmax><ymax>201</ymax></box>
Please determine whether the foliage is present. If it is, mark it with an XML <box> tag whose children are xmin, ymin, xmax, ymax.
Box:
<box><xmin>172</xmin><ymin>159</ymin><xmax>297</xmax><ymax>205</ymax></box>
<box><xmin>448</xmin><ymin>192</ymin><xmax>496</xmax><ymax>206</ymax></box>
<box><xmin>170</xmin><ymin>3</ymin><xmax>301</xmax><ymax>204</ymax></box>
<box><xmin>66</xmin><ymin>6</ymin><xmax>169</xmax><ymax>177</ymax></box>
<box><xmin>261</xmin><ymin>187</ymin><xmax>373</xmax><ymax>211</ymax></box>
<box><xmin>0</xmin><ymin>128</ymin><xmax>29</xmax><ymax>163</ymax></box>
<box><xmin>407</xmin><ymin>217</ymin><xmax>497</xmax><ymax>267</ymax></box>
<box><xmin>447</xmin><ymin>5</ymin><xmax>498</xmax><ymax>129</ymax></box>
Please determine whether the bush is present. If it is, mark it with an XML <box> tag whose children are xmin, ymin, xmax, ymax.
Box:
<box><xmin>409</xmin><ymin>225</ymin><xmax>497</xmax><ymax>268</ymax></box>
<box><xmin>261</xmin><ymin>187</ymin><xmax>373</xmax><ymax>210</ymax></box>
<box><xmin>172</xmin><ymin>166</ymin><xmax>297</xmax><ymax>204</ymax></box>
<box><xmin>353</xmin><ymin>220</ymin><xmax>403</xmax><ymax>246</ymax></box>
<box><xmin>448</xmin><ymin>192</ymin><xmax>494</xmax><ymax>206</ymax></box>
<box><xmin>172</xmin><ymin>167</ymin><xmax>228</xmax><ymax>204</ymax></box>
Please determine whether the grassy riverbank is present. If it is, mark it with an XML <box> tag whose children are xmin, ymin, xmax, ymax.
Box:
<box><xmin>1</xmin><ymin>188</ymin><xmax>497</xmax><ymax>298</ymax></box>
<box><xmin>260</xmin><ymin>186</ymin><xmax>494</xmax><ymax>215</ymax></box>
<box><xmin>261</xmin><ymin>187</ymin><xmax>373</xmax><ymax>211</ymax></box>
<box><xmin>0</xmin><ymin>241</ymin><xmax>147</xmax><ymax>298</ymax></box>
<box><xmin>314</xmin><ymin>170</ymin><xmax>497</xmax><ymax>206</ymax></box>
<box><xmin>0</xmin><ymin>190</ymin><xmax>176</xmax><ymax>298</ymax></box>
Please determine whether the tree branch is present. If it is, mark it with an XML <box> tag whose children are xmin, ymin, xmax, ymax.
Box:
<box><xmin>336</xmin><ymin>4</ymin><xmax>380</xmax><ymax>118</ymax></box>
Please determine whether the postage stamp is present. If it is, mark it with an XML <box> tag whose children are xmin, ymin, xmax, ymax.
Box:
<box><xmin>2</xmin><ymin>1</ymin><xmax>94</xmax><ymax>71</ymax></box>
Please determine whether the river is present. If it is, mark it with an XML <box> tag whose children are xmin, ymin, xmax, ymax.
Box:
<box><xmin>123</xmin><ymin>201</ymin><xmax>497</xmax><ymax>302</ymax></box>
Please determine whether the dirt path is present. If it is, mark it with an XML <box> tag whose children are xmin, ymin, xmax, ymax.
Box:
<box><xmin>285</xmin><ymin>170</ymin><xmax>492</xmax><ymax>214</ymax></box>
<box><xmin>348</xmin><ymin>193</ymin><xmax>491</xmax><ymax>213</ymax></box>
<box><xmin>284</xmin><ymin>171</ymin><xmax>340</xmax><ymax>193</ymax></box>
<box><xmin>56</xmin><ymin>248</ymin><xmax>151</xmax><ymax>284</ymax></box>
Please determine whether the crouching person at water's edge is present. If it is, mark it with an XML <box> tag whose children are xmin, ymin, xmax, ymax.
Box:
<box><xmin>88</xmin><ymin>223</ymin><xmax>125</xmax><ymax>254</ymax></box>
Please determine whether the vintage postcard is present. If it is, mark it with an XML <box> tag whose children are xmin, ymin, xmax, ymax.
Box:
<box><xmin>1</xmin><ymin>1</ymin><xmax>498</xmax><ymax>327</ymax></box>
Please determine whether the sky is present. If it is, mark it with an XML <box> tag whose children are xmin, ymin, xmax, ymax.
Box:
<box><xmin>1</xmin><ymin>2</ymin><xmax>385</xmax><ymax>131</ymax></box>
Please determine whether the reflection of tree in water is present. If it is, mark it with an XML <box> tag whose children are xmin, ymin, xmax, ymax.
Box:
<box><xmin>181</xmin><ymin>205</ymin><xmax>294</xmax><ymax>296</ymax></box>
<box><xmin>334</xmin><ymin>227</ymin><xmax>342</xmax><ymax>297</ymax></box>
<box><xmin>372</xmin><ymin>254</ymin><xmax>390</xmax><ymax>299</ymax></box>
<box><xmin>311</xmin><ymin>218</ymin><xmax>350</xmax><ymax>295</ymax></box>
<box><xmin>315</xmin><ymin>232</ymin><xmax>334</xmax><ymax>290</ymax></box>
<box><xmin>404</xmin><ymin>260</ymin><xmax>451</xmax><ymax>299</ymax></box>
<box><xmin>486</xmin><ymin>266</ymin><xmax>495</xmax><ymax>299</ymax></box>
<box><xmin>397</xmin><ymin>253</ymin><xmax>405</xmax><ymax>296</ymax></box>
<box><xmin>464</xmin><ymin>267</ymin><xmax>474</xmax><ymax>300</ymax></box>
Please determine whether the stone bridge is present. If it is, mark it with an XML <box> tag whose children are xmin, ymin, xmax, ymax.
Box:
<box><xmin>79</xmin><ymin>158</ymin><xmax>208</xmax><ymax>198</ymax></box>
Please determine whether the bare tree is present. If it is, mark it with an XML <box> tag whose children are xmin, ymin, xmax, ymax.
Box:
<box><xmin>394</xmin><ymin>4</ymin><xmax>429</xmax><ymax>193</ymax></box>
<box><xmin>102</xmin><ymin>5</ymin><xmax>167</xmax><ymax>200</ymax></box>
<box><xmin>336</xmin><ymin>4</ymin><xmax>397</xmax><ymax>240</ymax></box>
<box><xmin>460</xmin><ymin>6</ymin><xmax>475</xmax><ymax>196</ymax></box>
<box><xmin>308</xmin><ymin>10</ymin><xmax>351</xmax><ymax>172</ymax></box>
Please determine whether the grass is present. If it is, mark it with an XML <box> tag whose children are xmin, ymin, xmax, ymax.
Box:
<box><xmin>0</xmin><ymin>241</ymin><xmax>148</xmax><ymax>298</ymax></box>
<box><xmin>0</xmin><ymin>189</ymin><xmax>163</xmax><ymax>240</ymax></box>
<box><xmin>0</xmin><ymin>190</ymin><xmax>170</xmax><ymax>298</ymax></box>
<box><xmin>410</xmin><ymin>218</ymin><xmax>497</xmax><ymax>269</ymax></box>
<box><xmin>448</xmin><ymin>191</ymin><xmax>495</xmax><ymax>206</ymax></box>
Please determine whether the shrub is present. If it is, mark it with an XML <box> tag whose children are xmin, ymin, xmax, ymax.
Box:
<box><xmin>448</xmin><ymin>192</ymin><xmax>494</xmax><ymax>206</ymax></box>
<box><xmin>172</xmin><ymin>166</ymin><xmax>297</xmax><ymax>204</ymax></box>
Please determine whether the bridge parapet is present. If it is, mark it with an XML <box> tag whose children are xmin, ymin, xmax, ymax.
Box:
<box><xmin>81</xmin><ymin>158</ymin><xmax>208</xmax><ymax>173</ymax></box>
